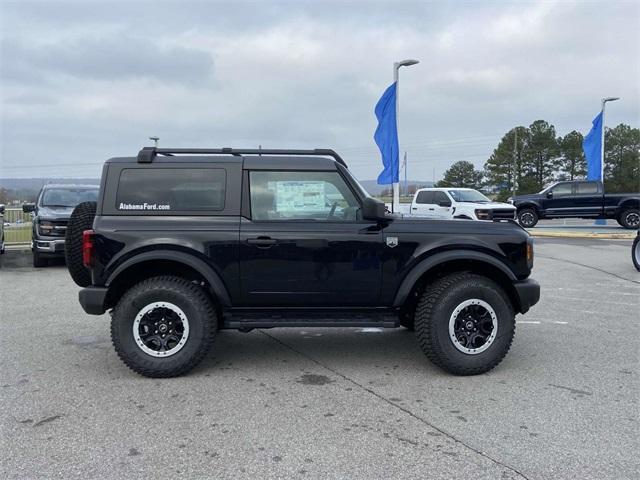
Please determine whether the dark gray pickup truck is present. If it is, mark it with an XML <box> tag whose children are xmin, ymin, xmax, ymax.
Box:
<box><xmin>510</xmin><ymin>180</ymin><xmax>639</xmax><ymax>229</ymax></box>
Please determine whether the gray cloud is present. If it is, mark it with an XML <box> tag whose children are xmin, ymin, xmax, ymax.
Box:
<box><xmin>1</xmin><ymin>0</ymin><xmax>638</xmax><ymax>181</ymax></box>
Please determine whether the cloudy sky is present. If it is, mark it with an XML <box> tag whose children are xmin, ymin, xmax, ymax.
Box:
<box><xmin>1</xmin><ymin>0</ymin><xmax>638</xmax><ymax>181</ymax></box>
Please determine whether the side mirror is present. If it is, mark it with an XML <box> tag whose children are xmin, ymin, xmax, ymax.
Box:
<box><xmin>438</xmin><ymin>201</ymin><xmax>452</xmax><ymax>207</ymax></box>
<box><xmin>23</xmin><ymin>203</ymin><xmax>36</xmax><ymax>213</ymax></box>
<box><xmin>546</xmin><ymin>191</ymin><xmax>553</xmax><ymax>199</ymax></box>
<box><xmin>361</xmin><ymin>197</ymin><xmax>387</xmax><ymax>220</ymax></box>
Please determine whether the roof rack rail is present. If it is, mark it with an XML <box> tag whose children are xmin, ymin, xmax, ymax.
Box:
<box><xmin>137</xmin><ymin>147</ymin><xmax>348</xmax><ymax>168</ymax></box>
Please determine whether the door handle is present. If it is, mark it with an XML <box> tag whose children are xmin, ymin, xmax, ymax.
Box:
<box><xmin>246</xmin><ymin>236</ymin><xmax>277</xmax><ymax>248</ymax></box>
<box><xmin>412</xmin><ymin>207</ymin><xmax>418</xmax><ymax>210</ymax></box>
<box><xmin>428</xmin><ymin>208</ymin><xmax>434</xmax><ymax>211</ymax></box>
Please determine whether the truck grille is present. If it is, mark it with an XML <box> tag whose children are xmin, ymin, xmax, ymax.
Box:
<box><xmin>491</xmin><ymin>209</ymin><xmax>516</xmax><ymax>220</ymax></box>
<box><xmin>42</xmin><ymin>220</ymin><xmax>68</xmax><ymax>237</ymax></box>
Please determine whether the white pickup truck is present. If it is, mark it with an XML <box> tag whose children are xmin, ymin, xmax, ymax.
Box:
<box><xmin>410</xmin><ymin>188</ymin><xmax>516</xmax><ymax>221</ymax></box>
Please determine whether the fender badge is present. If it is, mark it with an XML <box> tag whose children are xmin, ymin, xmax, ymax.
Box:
<box><xmin>386</xmin><ymin>236</ymin><xmax>399</xmax><ymax>248</ymax></box>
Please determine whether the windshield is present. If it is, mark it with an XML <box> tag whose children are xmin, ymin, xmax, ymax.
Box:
<box><xmin>447</xmin><ymin>189</ymin><xmax>490</xmax><ymax>203</ymax></box>
<box><xmin>41</xmin><ymin>188</ymin><xmax>98</xmax><ymax>207</ymax></box>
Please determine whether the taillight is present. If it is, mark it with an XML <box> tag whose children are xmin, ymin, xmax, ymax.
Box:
<box><xmin>82</xmin><ymin>230</ymin><xmax>95</xmax><ymax>267</ymax></box>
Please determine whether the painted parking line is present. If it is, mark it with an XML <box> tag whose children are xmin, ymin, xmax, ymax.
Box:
<box><xmin>516</xmin><ymin>320</ymin><xmax>569</xmax><ymax>325</ymax></box>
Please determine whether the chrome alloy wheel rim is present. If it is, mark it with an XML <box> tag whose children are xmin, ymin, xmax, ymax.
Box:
<box><xmin>448</xmin><ymin>299</ymin><xmax>498</xmax><ymax>355</ymax></box>
<box><xmin>520</xmin><ymin>212</ymin><xmax>535</xmax><ymax>227</ymax></box>
<box><xmin>133</xmin><ymin>302</ymin><xmax>189</xmax><ymax>357</ymax></box>
<box><xmin>625</xmin><ymin>212</ymin><xmax>640</xmax><ymax>228</ymax></box>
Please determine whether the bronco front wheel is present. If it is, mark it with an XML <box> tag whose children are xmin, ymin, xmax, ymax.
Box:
<box><xmin>111</xmin><ymin>276</ymin><xmax>217</xmax><ymax>378</ymax></box>
<box><xmin>415</xmin><ymin>272</ymin><xmax>515</xmax><ymax>375</ymax></box>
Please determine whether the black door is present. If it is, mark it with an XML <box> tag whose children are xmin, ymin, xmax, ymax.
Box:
<box><xmin>543</xmin><ymin>182</ymin><xmax>574</xmax><ymax>216</ymax></box>
<box><xmin>570</xmin><ymin>181</ymin><xmax>603</xmax><ymax>217</ymax></box>
<box><xmin>239</xmin><ymin>170</ymin><xmax>383</xmax><ymax>307</ymax></box>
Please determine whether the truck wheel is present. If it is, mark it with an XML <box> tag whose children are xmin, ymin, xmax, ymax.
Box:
<box><xmin>517</xmin><ymin>208</ymin><xmax>538</xmax><ymax>228</ymax></box>
<box><xmin>632</xmin><ymin>235</ymin><xmax>640</xmax><ymax>272</ymax></box>
<box><xmin>415</xmin><ymin>272</ymin><xmax>515</xmax><ymax>375</ymax></box>
<box><xmin>111</xmin><ymin>276</ymin><xmax>217</xmax><ymax>378</ymax></box>
<box><xmin>619</xmin><ymin>209</ymin><xmax>640</xmax><ymax>230</ymax></box>
<box><xmin>32</xmin><ymin>249</ymin><xmax>47</xmax><ymax>268</ymax></box>
<box><xmin>65</xmin><ymin>201</ymin><xmax>97</xmax><ymax>287</ymax></box>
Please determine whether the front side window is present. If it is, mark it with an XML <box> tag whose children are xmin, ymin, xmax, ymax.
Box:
<box><xmin>116</xmin><ymin>168</ymin><xmax>226</xmax><ymax>212</ymax></box>
<box><xmin>433</xmin><ymin>191</ymin><xmax>451</xmax><ymax>205</ymax></box>
<box><xmin>249</xmin><ymin>171</ymin><xmax>360</xmax><ymax>221</ymax></box>
<box><xmin>551</xmin><ymin>183</ymin><xmax>572</xmax><ymax>196</ymax></box>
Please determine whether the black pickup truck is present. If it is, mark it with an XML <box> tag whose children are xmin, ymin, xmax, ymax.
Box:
<box><xmin>510</xmin><ymin>180</ymin><xmax>639</xmax><ymax>229</ymax></box>
<box><xmin>66</xmin><ymin>147</ymin><xmax>540</xmax><ymax>378</ymax></box>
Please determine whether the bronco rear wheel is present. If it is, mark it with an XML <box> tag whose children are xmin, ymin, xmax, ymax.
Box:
<box><xmin>111</xmin><ymin>276</ymin><xmax>217</xmax><ymax>378</ymax></box>
<box><xmin>65</xmin><ymin>201</ymin><xmax>97</xmax><ymax>286</ymax></box>
<box><xmin>415</xmin><ymin>272</ymin><xmax>515</xmax><ymax>375</ymax></box>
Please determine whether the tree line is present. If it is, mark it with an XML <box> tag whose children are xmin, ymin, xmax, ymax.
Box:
<box><xmin>436</xmin><ymin>121</ymin><xmax>639</xmax><ymax>201</ymax></box>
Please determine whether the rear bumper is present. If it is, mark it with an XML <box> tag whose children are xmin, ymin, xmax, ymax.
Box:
<box><xmin>513</xmin><ymin>278</ymin><xmax>540</xmax><ymax>314</ymax></box>
<box><xmin>79</xmin><ymin>287</ymin><xmax>108</xmax><ymax>315</ymax></box>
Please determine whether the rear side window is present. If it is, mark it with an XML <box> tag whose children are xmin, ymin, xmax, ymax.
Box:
<box><xmin>576</xmin><ymin>182</ymin><xmax>598</xmax><ymax>194</ymax></box>
<box><xmin>416</xmin><ymin>191</ymin><xmax>434</xmax><ymax>204</ymax></box>
<box><xmin>116</xmin><ymin>168</ymin><xmax>226</xmax><ymax>212</ymax></box>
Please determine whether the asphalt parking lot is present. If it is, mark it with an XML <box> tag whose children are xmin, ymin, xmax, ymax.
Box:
<box><xmin>1</xmin><ymin>238</ymin><xmax>638</xmax><ymax>480</ymax></box>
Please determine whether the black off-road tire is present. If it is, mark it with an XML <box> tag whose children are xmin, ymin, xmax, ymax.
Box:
<box><xmin>33</xmin><ymin>249</ymin><xmax>47</xmax><ymax>267</ymax></box>
<box><xmin>65</xmin><ymin>201</ymin><xmax>97</xmax><ymax>287</ymax></box>
<box><xmin>632</xmin><ymin>234</ymin><xmax>640</xmax><ymax>272</ymax></box>
<box><xmin>415</xmin><ymin>272</ymin><xmax>515</xmax><ymax>375</ymax></box>
<box><xmin>517</xmin><ymin>208</ymin><xmax>538</xmax><ymax>228</ymax></box>
<box><xmin>111</xmin><ymin>276</ymin><xmax>217</xmax><ymax>378</ymax></box>
<box><xmin>618</xmin><ymin>208</ymin><xmax>640</xmax><ymax>230</ymax></box>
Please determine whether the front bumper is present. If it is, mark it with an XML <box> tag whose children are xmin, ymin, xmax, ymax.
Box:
<box><xmin>513</xmin><ymin>278</ymin><xmax>540</xmax><ymax>314</ymax></box>
<box><xmin>32</xmin><ymin>238</ymin><xmax>65</xmax><ymax>255</ymax></box>
<box><xmin>79</xmin><ymin>287</ymin><xmax>108</xmax><ymax>315</ymax></box>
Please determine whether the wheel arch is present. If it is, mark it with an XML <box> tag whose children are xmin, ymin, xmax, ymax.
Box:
<box><xmin>393</xmin><ymin>251</ymin><xmax>520</xmax><ymax>314</ymax></box>
<box><xmin>516</xmin><ymin>202</ymin><xmax>540</xmax><ymax>214</ymax></box>
<box><xmin>619</xmin><ymin>198</ymin><xmax>640</xmax><ymax>210</ymax></box>
<box><xmin>104</xmin><ymin>250</ymin><xmax>231</xmax><ymax>311</ymax></box>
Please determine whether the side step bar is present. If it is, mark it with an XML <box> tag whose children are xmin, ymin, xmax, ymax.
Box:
<box><xmin>223</xmin><ymin>308</ymin><xmax>399</xmax><ymax>329</ymax></box>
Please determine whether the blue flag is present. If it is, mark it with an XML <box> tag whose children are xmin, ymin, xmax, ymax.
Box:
<box><xmin>583</xmin><ymin>111</ymin><xmax>603</xmax><ymax>181</ymax></box>
<box><xmin>374</xmin><ymin>82</ymin><xmax>399</xmax><ymax>185</ymax></box>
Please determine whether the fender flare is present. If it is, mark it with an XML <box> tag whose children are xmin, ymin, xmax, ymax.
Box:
<box><xmin>618</xmin><ymin>197</ymin><xmax>640</xmax><ymax>210</ymax></box>
<box><xmin>106</xmin><ymin>249</ymin><xmax>232</xmax><ymax>307</ymax></box>
<box><xmin>392</xmin><ymin>250</ymin><xmax>517</xmax><ymax>307</ymax></box>
<box><xmin>516</xmin><ymin>202</ymin><xmax>540</xmax><ymax>213</ymax></box>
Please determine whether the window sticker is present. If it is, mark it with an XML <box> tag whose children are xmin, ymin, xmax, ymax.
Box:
<box><xmin>270</xmin><ymin>181</ymin><xmax>327</xmax><ymax>213</ymax></box>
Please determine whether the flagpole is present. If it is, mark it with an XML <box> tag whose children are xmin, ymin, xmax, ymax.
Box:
<box><xmin>392</xmin><ymin>59</ymin><xmax>419</xmax><ymax>214</ymax></box>
<box><xmin>393</xmin><ymin>63</ymin><xmax>400</xmax><ymax>214</ymax></box>
<box><xmin>596</xmin><ymin>97</ymin><xmax>619</xmax><ymax>226</ymax></box>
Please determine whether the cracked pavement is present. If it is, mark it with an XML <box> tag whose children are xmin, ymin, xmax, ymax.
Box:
<box><xmin>1</xmin><ymin>238</ymin><xmax>638</xmax><ymax>479</ymax></box>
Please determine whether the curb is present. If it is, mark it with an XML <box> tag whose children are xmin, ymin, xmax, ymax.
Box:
<box><xmin>528</xmin><ymin>231</ymin><xmax>636</xmax><ymax>239</ymax></box>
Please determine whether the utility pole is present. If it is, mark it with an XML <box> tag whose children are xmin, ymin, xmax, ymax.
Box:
<box><xmin>512</xmin><ymin>128</ymin><xmax>517</xmax><ymax>197</ymax></box>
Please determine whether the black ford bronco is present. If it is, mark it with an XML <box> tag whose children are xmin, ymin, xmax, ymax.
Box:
<box><xmin>67</xmin><ymin>147</ymin><xmax>540</xmax><ymax>378</ymax></box>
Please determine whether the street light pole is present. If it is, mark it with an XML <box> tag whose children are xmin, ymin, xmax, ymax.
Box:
<box><xmin>392</xmin><ymin>59</ymin><xmax>419</xmax><ymax>213</ymax></box>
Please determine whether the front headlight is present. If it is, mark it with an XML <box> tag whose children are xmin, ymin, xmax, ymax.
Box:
<box><xmin>475</xmin><ymin>209</ymin><xmax>491</xmax><ymax>220</ymax></box>
<box><xmin>38</xmin><ymin>220</ymin><xmax>54</xmax><ymax>235</ymax></box>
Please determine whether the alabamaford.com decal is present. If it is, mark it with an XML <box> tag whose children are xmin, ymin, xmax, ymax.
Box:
<box><xmin>119</xmin><ymin>203</ymin><xmax>171</xmax><ymax>211</ymax></box>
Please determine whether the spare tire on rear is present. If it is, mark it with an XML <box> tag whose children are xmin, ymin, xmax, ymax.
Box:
<box><xmin>65</xmin><ymin>201</ymin><xmax>97</xmax><ymax>287</ymax></box>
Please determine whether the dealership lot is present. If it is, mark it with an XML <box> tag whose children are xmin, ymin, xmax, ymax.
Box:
<box><xmin>1</xmin><ymin>238</ymin><xmax>638</xmax><ymax>480</ymax></box>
